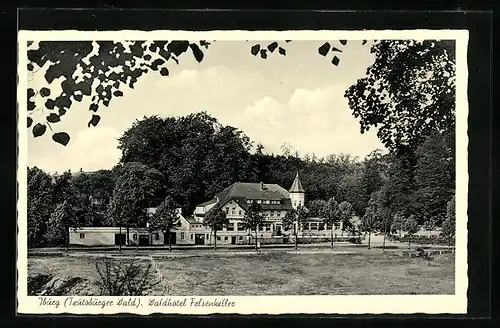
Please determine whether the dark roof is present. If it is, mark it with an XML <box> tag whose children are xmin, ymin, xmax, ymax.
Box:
<box><xmin>289</xmin><ymin>172</ymin><xmax>305</xmax><ymax>193</ymax></box>
<box><xmin>148</xmin><ymin>197</ymin><xmax>165</xmax><ymax>208</ymax></box>
<box><xmin>185</xmin><ymin>217</ymin><xmax>201</xmax><ymax>224</ymax></box>
<box><xmin>197</xmin><ymin>198</ymin><xmax>218</xmax><ymax>207</ymax></box>
<box><xmin>217</xmin><ymin>182</ymin><xmax>289</xmax><ymax>201</ymax></box>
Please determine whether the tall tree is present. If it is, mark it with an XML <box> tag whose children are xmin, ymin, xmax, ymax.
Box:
<box><xmin>147</xmin><ymin>195</ymin><xmax>181</xmax><ymax>251</ymax></box>
<box><xmin>242</xmin><ymin>202</ymin><xmax>265</xmax><ymax>252</ymax></box>
<box><xmin>414</xmin><ymin>132</ymin><xmax>455</xmax><ymax>226</ymax></box>
<box><xmin>44</xmin><ymin>200</ymin><xmax>78</xmax><ymax>250</ymax></box>
<box><xmin>203</xmin><ymin>205</ymin><xmax>229</xmax><ymax>250</ymax></box>
<box><xmin>27</xmin><ymin>167</ymin><xmax>54</xmax><ymax>247</ymax></box>
<box><xmin>107</xmin><ymin>162</ymin><xmax>165</xmax><ymax>250</ymax></box>
<box><xmin>345</xmin><ymin>40</ymin><xmax>455</xmax><ymax>153</ymax></box>
<box><xmin>442</xmin><ymin>195</ymin><xmax>456</xmax><ymax>248</ymax></box>
<box><xmin>117</xmin><ymin>112</ymin><xmax>252</xmax><ymax>214</ymax></box>
<box><xmin>323</xmin><ymin>197</ymin><xmax>341</xmax><ymax>249</ymax></box>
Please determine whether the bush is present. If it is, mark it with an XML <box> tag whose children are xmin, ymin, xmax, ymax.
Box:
<box><xmin>94</xmin><ymin>257</ymin><xmax>161</xmax><ymax>296</ymax></box>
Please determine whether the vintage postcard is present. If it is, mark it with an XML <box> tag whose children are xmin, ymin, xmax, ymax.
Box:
<box><xmin>17</xmin><ymin>29</ymin><xmax>469</xmax><ymax>315</ymax></box>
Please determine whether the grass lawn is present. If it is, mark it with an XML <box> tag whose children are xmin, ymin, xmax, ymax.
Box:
<box><xmin>27</xmin><ymin>251</ymin><xmax>455</xmax><ymax>296</ymax></box>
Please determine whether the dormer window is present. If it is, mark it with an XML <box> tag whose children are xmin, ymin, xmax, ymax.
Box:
<box><xmin>257</xmin><ymin>200</ymin><xmax>262</xmax><ymax>204</ymax></box>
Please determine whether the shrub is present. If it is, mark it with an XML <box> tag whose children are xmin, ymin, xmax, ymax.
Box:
<box><xmin>94</xmin><ymin>257</ymin><xmax>161</xmax><ymax>296</ymax></box>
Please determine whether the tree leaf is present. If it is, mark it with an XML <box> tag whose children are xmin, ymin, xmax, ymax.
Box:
<box><xmin>278</xmin><ymin>47</ymin><xmax>286</xmax><ymax>56</ymax></box>
<box><xmin>88</xmin><ymin>114</ymin><xmax>101</xmax><ymax>127</ymax></box>
<box><xmin>47</xmin><ymin>113</ymin><xmax>61</xmax><ymax>123</ymax></box>
<box><xmin>332</xmin><ymin>56</ymin><xmax>340</xmax><ymax>66</ymax></box>
<box><xmin>74</xmin><ymin>93</ymin><xmax>83</xmax><ymax>102</ymax></box>
<box><xmin>113</xmin><ymin>90</ymin><xmax>123</xmax><ymax>97</ymax></box>
<box><xmin>143</xmin><ymin>54</ymin><xmax>152</xmax><ymax>61</ymax></box>
<box><xmin>52</xmin><ymin>132</ymin><xmax>70</xmax><ymax>146</ymax></box>
<box><xmin>285</xmin><ymin>40</ymin><xmax>292</xmax><ymax>43</ymax></box>
<box><xmin>318</xmin><ymin>42</ymin><xmax>331</xmax><ymax>56</ymax></box>
<box><xmin>362</xmin><ymin>40</ymin><xmax>367</xmax><ymax>45</ymax></box>
<box><xmin>339</xmin><ymin>40</ymin><xmax>347</xmax><ymax>45</ymax></box>
<box><xmin>28</xmin><ymin>101</ymin><xmax>35</xmax><ymax>111</ymax></box>
<box><xmin>89</xmin><ymin>103</ymin><xmax>99</xmax><ymax>112</ymax></box>
<box><xmin>251</xmin><ymin>44</ymin><xmax>260</xmax><ymax>56</ymax></box>
<box><xmin>28</xmin><ymin>88</ymin><xmax>35</xmax><ymax>99</ymax></box>
<box><xmin>167</xmin><ymin>41</ymin><xmax>190</xmax><ymax>56</ymax></box>
<box><xmin>33</xmin><ymin>123</ymin><xmax>47</xmax><ymax>138</ymax></box>
<box><xmin>331</xmin><ymin>47</ymin><xmax>342</xmax><ymax>53</ymax></box>
<box><xmin>45</xmin><ymin>99</ymin><xmax>55</xmax><ymax>110</ymax></box>
<box><xmin>160</xmin><ymin>67</ymin><xmax>169</xmax><ymax>76</ymax></box>
<box><xmin>260</xmin><ymin>49</ymin><xmax>267</xmax><ymax>59</ymax></box>
<box><xmin>151</xmin><ymin>58</ymin><xmax>165</xmax><ymax>71</ymax></box>
<box><xmin>27</xmin><ymin>63</ymin><xmax>34</xmax><ymax>71</ymax></box>
<box><xmin>27</xmin><ymin>117</ymin><xmax>33</xmax><ymax>128</ymax></box>
<box><xmin>267</xmin><ymin>42</ymin><xmax>278</xmax><ymax>53</ymax></box>
<box><xmin>40</xmin><ymin>87</ymin><xmax>51</xmax><ymax>97</ymax></box>
<box><xmin>189</xmin><ymin>43</ymin><xmax>204</xmax><ymax>63</ymax></box>
<box><xmin>58</xmin><ymin>108</ymin><xmax>67</xmax><ymax>116</ymax></box>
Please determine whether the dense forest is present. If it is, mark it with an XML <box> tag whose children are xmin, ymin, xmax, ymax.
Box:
<box><xmin>27</xmin><ymin>112</ymin><xmax>455</xmax><ymax>248</ymax></box>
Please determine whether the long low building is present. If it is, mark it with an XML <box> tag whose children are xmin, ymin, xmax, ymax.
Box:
<box><xmin>69</xmin><ymin>173</ymin><xmax>353</xmax><ymax>247</ymax></box>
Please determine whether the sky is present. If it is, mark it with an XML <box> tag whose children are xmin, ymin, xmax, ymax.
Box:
<box><xmin>27</xmin><ymin>40</ymin><xmax>387</xmax><ymax>173</ymax></box>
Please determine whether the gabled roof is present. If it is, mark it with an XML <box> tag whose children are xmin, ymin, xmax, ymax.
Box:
<box><xmin>217</xmin><ymin>182</ymin><xmax>290</xmax><ymax>202</ymax></box>
<box><xmin>197</xmin><ymin>198</ymin><xmax>218</xmax><ymax>207</ymax></box>
<box><xmin>148</xmin><ymin>197</ymin><xmax>165</xmax><ymax>208</ymax></box>
<box><xmin>289</xmin><ymin>172</ymin><xmax>305</xmax><ymax>193</ymax></box>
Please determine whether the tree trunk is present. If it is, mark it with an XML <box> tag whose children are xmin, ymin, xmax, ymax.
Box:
<box><xmin>214</xmin><ymin>229</ymin><xmax>217</xmax><ymax>250</ymax></box>
<box><xmin>330</xmin><ymin>226</ymin><xmax>334</xmax><ymax>249</ymax></box>
<box><xmin>126</xmin><ymin>226</ymin><xmax>130</xmax><ymax>246</ymax></box>
<box><xmin>66</xmin><ymin>226</ymin><xmax>69</xmax><ymax>251</ymax></box>
<box><xmin>168</xmin><ymin>231</ymin><xmax>172</xmax><ymax>252</ymax></box>
<box><xmin>368</xmin><ymin>231</ymin><xmax>371</xmax><ymax>250</ymax></box>
<box><xmin>408</xmin><ymin>235</ymin><xmax>411</xmax><ymax>250</ymax></box>
<box><xmin>382</xmin><ymin>220</ymin><xmax>387</xmax><ymax>253</ymax></box>
<box><xmin>119</xmin><ymin>226</ymin><xmax>122</xmax><ymax>252</ymax></box>
<box><xmin>255</xmin><ymin>228</ymin><xmax>258</xmax><ymax>252</ymax></box>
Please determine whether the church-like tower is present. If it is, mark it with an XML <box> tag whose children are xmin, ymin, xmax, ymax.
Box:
<box><xmin>289</xmin><ymin>172</ymin><xmax>305</xmax><ymax>209</ymax></box>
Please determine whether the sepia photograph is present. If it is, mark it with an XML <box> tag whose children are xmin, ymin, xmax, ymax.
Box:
<box><xmin>17</xmin><ymin>30</ymin><xmax>468</xmax><ymax>314</ymax></box>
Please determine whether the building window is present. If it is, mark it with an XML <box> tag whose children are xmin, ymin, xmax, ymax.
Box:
<box><xmin>133</xmin><ymin>234</ymin><xmax>138</xmax><ymax>241</ymax></box>
<box><xmin>265</xmin><ymin>223</ymin><xmax>272</xmax><ymax>231</ymax></box>
<box><xmin>79</xmin><ymin>233</ymin><xmax>85</xmax><ymax>239</ymax></box>
<box><xmin>335</xmin><ymin>222</ymin><xmax>341</xmax><ymax>230</ymax></box>
<box><xmin>237</xmin><ymin>224</ymin><xmax>245</xmax><ymax>231</ymax></box>
<box><xmin>319</xmin><ymin>223</ymin><xmax>325</xmax><ymax>230</ymax></box>
<box><xmin>257</xmin><ymin>200</ymin><xmax>262</xmax><ymax>204</ymax></box>
<box><xmin>225</xmin><ymin>207</ymin><xmax>229</xmax><ymax>213</ymax></box>
<box><xmin>259</xmin><ymin>225</ymin><xmax>264</xmax><ymax>231</ymax></box>
<box><xmin>217</xmin><ymin>236</ymin><xmax>221</xmax><ymax>241</ymax></box>
<box><xmin>270</xmin><ymin>211</ymin><xmax>275</xmax><ymax>217</ymax></box>
<box><xmin>227</xmin><ymin>223</ymin><xmax>235</xmax><ymax>231</ymax></box>
<box><xmin>224</xmin><ymin>236</ymin><xmax>228</xmax><ymax>241</ymax></box>
<box><xmin>232</xmin><ymin>208</ymin><xmax>236</xmax><ymax>215</ymax></box>
<box><xmin>216</xmin><ymin>226</ymin><xmax>223</xmax><ymax>231</ymax></box>
<box><xmin>311</xmin><ymin>223</ymin><xmax>318</xmax><ymax>230</ymax></box>
<box><xmin>265</xmin><ymin>200</ymin><xmax>270</xmax><ymax>204</ymax></box>
<box><xmin>206</xmin><ymin>234</ymin><xmax>209</xmax><ymax>239</ymax></box>
<box><xmin>239</xmin><ymin>210</ymin><xmax>242</xmax><ymax>215</ymax></box>
<box><xmin>191</xmin><ymin>234</ymin><xmax>194</xmax><ymax>240</ymax></box>
<box><xmin>180</xmin><ymin>232</ymin><xmax>185</xmax><ymax>240</ymax></box>
<box><xmin>239</xmin><ymin>236</ymin><xmax>243</xmax><ymax>240</ymax></box>
<box><xmin>326</xmin><ymin>224</ymin><xmax>332</xmax><ymax>230</ymax></box>
<box><xmin>247</xmin><ymin>199</ymin><xmax>252</xmax><ymax>204</ymax></box>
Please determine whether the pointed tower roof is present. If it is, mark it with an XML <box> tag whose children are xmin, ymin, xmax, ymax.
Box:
<box><xmin>289</xmin><ymin>172</ymin><xmax>305</xmax><ymax>193</ymax></box>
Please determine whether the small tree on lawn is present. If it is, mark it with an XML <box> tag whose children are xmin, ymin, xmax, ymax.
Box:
<box><xmin>323</xmin><ymin>197</ymin><xmax>340</xmax><ymax>249</ymax></box>
<box><xmin>339</xmin><ymin>201</ymin><xmax>354</xmax><ymax>237</ymax></box>
<box><xmin>442</xmin><ymin>195</ymin><xmax>456</xmax><ymax>249</ymax></box>
<box><xmin>392</xmin><ymin>212</ymin><xmax>406</xmax><ymax>238</ymax></box>
<box><xmin>361</xmin><ymin>205</ymin><xmax>378</xmax><ymax>250</ymax></box>
<box><xmin>283</xmin><ymin>205</ymin><xmax>309</xmax><ymax>250</ymax></box>
<box><xmin>242</xmin><ymin>202</ymin><xmax>265</xmax><ymax>252</ymax></box>
<box><xmin>403</xmin><ymin>214</ymin><xmax>419</xmax><ymax>250</ymax></box>
<box><xmin>148</xmin><ymin>196</ymin><xmax>181</xmax><ymax>252</ymax></box>
<box><xmin>203</xmin><ymin>205</ymin><xmax>229</xmax><ymax>250</ymax></box>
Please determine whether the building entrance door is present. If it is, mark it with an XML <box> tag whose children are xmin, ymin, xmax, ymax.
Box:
<box><xmin>231</xmin><ymin>236</ymin><xmax>237</xmax><ymax>245</ymax></box>
<box><xmin>114</xmin><ymin>234</ymin><xmax>126</xmax><ymax>245</ymax></box>
<box><xmin>195</xmin><ymin>234</ymin><xmax>205</xmax><ymax>245</ymax></box>
<box><xmin>138</xmin><ymin>235</ymin><xmax>149</xmax><ymax>246</ymax></box>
